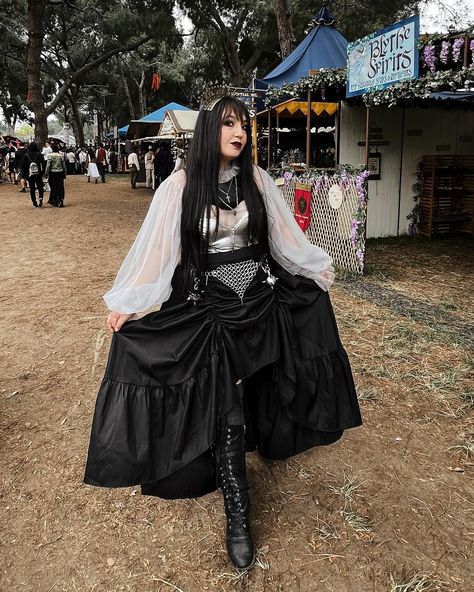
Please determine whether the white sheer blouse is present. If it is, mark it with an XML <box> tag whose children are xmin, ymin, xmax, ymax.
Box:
<box><xmin>104</xmin><ymin>166</ymin><xmax>335</xmax><ymax>314</ymax></box>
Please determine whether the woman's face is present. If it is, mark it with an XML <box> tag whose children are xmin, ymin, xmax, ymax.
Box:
<box><xmin>220</xmin><ymin>110</ymin><xmax>248</xmax><ymax>167</ymax></box>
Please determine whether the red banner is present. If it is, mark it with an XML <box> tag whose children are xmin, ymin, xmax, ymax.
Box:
<box><xmin>294</xmin><ymin>183</ymin><xmax>312</xmax><ymax>231</ymax></box>
<box><xmin>151</xmin><ymin>73</ymin><xmax>161</xmax><ymax>91</ymax></box>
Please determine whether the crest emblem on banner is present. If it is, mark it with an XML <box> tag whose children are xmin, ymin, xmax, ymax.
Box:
<box><xmin>294</xmin><ymin>183</ymin><xmax>312</xmax><ymax>231</ymax></box>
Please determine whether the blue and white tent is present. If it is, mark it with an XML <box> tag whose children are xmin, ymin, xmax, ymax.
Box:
<box><xmin>263</xmin><ymin>7</ymin><xmax>347</xmax><ymax>88</ymax></box>
<box><xmin>126</xmin><ymin>102</ymin><xmax>190</xmax><ymax>140</ymax></box>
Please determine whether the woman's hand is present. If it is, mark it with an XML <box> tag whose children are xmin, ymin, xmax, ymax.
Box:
<box><xmin>106</xmin><ymin>312</ymin><xmax>132</xmax><ymax>333</ymax></box>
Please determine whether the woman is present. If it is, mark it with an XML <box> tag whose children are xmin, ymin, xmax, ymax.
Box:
<box><xmin>84</xmin><ymin>97</ymin><xmax>361</xmax><ymax>570</ymax></box>
<box><xmin>86</xmin><ymin>148</ymin><xmax>100</xmax><ymax>183</ymax></box>
<box><xmin>44</xmin><ymin>144</ymin><xmax>67</xmax><ymax>207</ymax></box>
<box><xmin>20</xmin><ymin>142</ymin><xmax>46</xmax><ymax>207</ymax></box>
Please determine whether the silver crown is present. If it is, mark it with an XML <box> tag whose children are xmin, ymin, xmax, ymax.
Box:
<box><xmin>199</xmin><ymin>85</ymin><xmax>231</xmax><ymax>111</ymax></box>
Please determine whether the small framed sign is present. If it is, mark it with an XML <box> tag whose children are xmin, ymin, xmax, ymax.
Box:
<box><xmin>368</xmin><ymin>152</ymin><xmax>381</xmax><ymax>180</ymax></box>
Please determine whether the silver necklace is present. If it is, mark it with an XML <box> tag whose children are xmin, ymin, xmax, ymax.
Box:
<box><xmin>218</xmin><ymin>176</ymin><xmax>234</xmax><ymax>204</ymax></box>
<box><xmin>217</xmin><ymin>177</ymin><xmax>239</xmax><ymax>213</ymax></box>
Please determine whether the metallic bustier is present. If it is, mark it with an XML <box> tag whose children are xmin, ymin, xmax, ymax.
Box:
<box><xmin>200</xmin><ymin>209</ymin><xmax>257</xmax><ymax>253</ymax></box>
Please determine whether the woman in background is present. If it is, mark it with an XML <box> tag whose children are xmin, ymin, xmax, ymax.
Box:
<box><xmin>45</xmin><ymin>144</ymin><xmax>67</xmax><ymax>207</ymax></box>
<box><xmin>86</xmin><ymin>148</ymin><xmax>100</xmax><ymax>183</ymax></box>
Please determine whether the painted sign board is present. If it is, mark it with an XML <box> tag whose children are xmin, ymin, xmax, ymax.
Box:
<box><xmin>346</xmin><ymin>15</ymin><xmax>419</xmax><ymax>97</ymax></box>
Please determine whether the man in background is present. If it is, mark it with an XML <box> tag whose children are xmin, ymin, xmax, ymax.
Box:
<box><xmin>96</xmin><ymin>143</ymin><xmax>108</xmax><ymax>183</ymax></box>
<box><xmin>127</xmin><ymin>148</ymin><xmax>140</xmax><ymax>190</ymax></box>
<box><xmin>144</xmin><ymin>146</ymin><xmax>155</xmax><ymax>189</ymax></box>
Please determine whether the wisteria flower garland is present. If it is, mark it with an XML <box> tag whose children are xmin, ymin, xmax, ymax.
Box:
<box><xmin>351</xmin><ymin>170</ymin><xmax>370</xmax><ymax>270</ymax></box>
<box><xmin>452</xmin><ymin>38</ymin><xmax>464</xmax><ymax>62</ymax></box>
<box><xmin>407</xmin><ymin>163</ymin><xmax>423</xmax><ymax>235</ymax></box>
<box><xmin>440</xmin><ymin>40</ymin><xmax>450</xmax><ymax>64</ymax></box>
<box><xmin>422</xmin><ymin>45</ymin><xmax>436</xmax><ymax>73</ymax></box>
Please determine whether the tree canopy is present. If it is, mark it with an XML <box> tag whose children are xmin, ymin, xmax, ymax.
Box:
<box><xmin>1</xmin><ymin>0</ymin><xmax>459</xmax><ymax>143</ymax></box>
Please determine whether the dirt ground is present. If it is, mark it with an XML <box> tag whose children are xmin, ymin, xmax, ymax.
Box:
<box><xmin>1</xmin><ymin>174</ymin><xmax>473</xmax><ymax>592</ymax></box>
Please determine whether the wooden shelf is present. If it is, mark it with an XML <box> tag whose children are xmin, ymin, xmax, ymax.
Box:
<box><xmin>419</xmin><ymin>155</ymin><xmax>474</xmax><ymax>237</ymax></box>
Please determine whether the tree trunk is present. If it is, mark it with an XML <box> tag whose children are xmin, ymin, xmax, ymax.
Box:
<box><xmin>68</xmin><ymin>91</ymin><xmax>85</xmax><ymax>146</ymax></box>
<box><xmin>119</xmin><ymin>62</ymin><xmax>136</xmax><ymax>120</ymax></box>
<box><xmin>26</xmin><ymin>0</ymin><xmax>49</xmax><ymax>145</ymax></box>
<box><xmin>138</xmin><ymin>70</ymin><xmax>146</xmax><ymax>117</ymax></box>
<box><xmin>224</xmin><ymin>34</ymin><xmax>243</xmax><ymax>86</ymax></box>
<box><xmin>272</xmin><ymin>0</ymin><xmax>294</xmax><ymax>58</ymax></box>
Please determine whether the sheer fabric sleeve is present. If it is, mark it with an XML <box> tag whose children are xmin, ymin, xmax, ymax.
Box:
<box><xmin>103</xmin><ymin>171</ymin><xmax>185</xmax><ymax>314</ymax></box>
<box><xmin>254</xmin><ymin>166</ymin><xmax>335</xmax><ymax>291</ymax></box>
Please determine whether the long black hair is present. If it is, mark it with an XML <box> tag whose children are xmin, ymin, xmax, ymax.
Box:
<box><xmin>180</xmin><ymin>96</ymin><xmax>268</xmax><ymax>288</ymax></box>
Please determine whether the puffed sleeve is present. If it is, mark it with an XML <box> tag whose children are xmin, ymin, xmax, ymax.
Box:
<box><xmin>103</xmin><ymin>171</ymin><xmax>185</xmax><ymax>314</ymax></box>
<box><xmin>254</xmin><ymin>166</ymin><xmax>335</xmax><ymax>291</ymax></box>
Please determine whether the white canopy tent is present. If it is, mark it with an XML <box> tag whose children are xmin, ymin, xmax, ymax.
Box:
<box><xmin>158</xmin><ymin>109</ymin><xmax>199</xmax><ymax>139</ymax></box>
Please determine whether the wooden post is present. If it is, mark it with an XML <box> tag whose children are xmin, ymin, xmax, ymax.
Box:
<box><xmin>335</xmin><ymin>101</ymin><xmax>341</xmax><ymax>165</ymax></box>
<box><xmin>306</xmin><ymin>89</ymin><xmax>311</xmax><ymax>167</ymax></box>
<box><xmin>267</xmin><ymin>108</ymin><xmax>272</xmax><ymax>169</ymax></box>
<box><xmin>365</xmin><ymin>106</ymin><xmax>370</xmax><ymax>168</ymax></box>
<box><xmin>463</xmin><ymin>34</ymin><xmax>469</xmax><ymax>67</ymax></box>
<box><xmin>252</xmin><ymin>116</ymin><xmax>258</xmax><ymax>165</ymax></box>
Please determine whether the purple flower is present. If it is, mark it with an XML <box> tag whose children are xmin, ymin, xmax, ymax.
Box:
<box><xmin>470</xmin><ymin>40</ymin><xmax>474</xmax><ymax>64</ymax></box>
<box><xmin>452</xmin><ymin>38</ymin><xmax>464</xmax><ymax>62</ymax></box>
<box><xmin>440</xmin><ymin>40</ymin><xmax>450</xmax><ymax>64</ymax></box>
<box><xmin>349</xmin><ymin>218</ymin><xmax>360</xmax><ymax>246</ymax></box>
<box><xmin>422</xmin><ymin>45</ymin><xmax>436</xmax><ymax>73</ymax></box>
<box><xmin>283</xmin><ymin>171</ymin><xmax>293</xmax><ymax>184</ymax></box>
<box><xmin>340</xmin><ymin>169</ymin><xmax>349</xmax><ymax>189</ymax></box>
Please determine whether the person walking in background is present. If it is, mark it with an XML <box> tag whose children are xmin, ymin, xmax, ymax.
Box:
<box><xmin>65</xmin><ymin>148</ymin><xmax>77</xmax><ymax>175</ymax></box>
<box><xmin>45</xmin><ymin>144</ymin><xmax>67</xmax><ymax>207</ymax></box>
<box><xmin>78</xmin><ymin>147</ymin><xmax>87</xmax><ymax>174</ymax></box>
<box><xmin>21</xmin><ymin>142</ymin><xmax>46</xmax><ymax>207</ymax></box>
<box><xmin>41</xmin><ymin>143</ymin><xmax>53</xmax><ymax>193</ymax></box>
<box><xmin>127</xmin><ymin>148</ymin><xmax>140</xmax><ymax>189</ymax></box>
<box><xmin>144</xmin><ymin>145</ymin><xmax>155</xmax><ymax>189</ymax></box>
<box><xmin>86</xmin><ymin>148</ymin><xmax>100</xmax><ymax>183</ymax></box>
<box><xmin>96</xmin><ymin>143</ymin><xmax>108</xmax><ymax>183</ymax></box>
<box><xmin>16</xmin><ymin>145</ymin><xmax>28</xmax><ymax>193</ymax></box>
<box><xmin>153</xmin><ymin>142</ymin><xmax>173</xmax><ymax>188</ymax></box>
<box><xmin>7</xmin><ymin>147</ymin><xmax>17</xmax><ymax>184</ymax></box>
<box><xmin>108</xmin><ymin>147</ymin><xmax>118</xmax><ymax>173</ymax></box>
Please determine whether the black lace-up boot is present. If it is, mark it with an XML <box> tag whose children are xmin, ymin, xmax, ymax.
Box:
<box><xmin>217</xmin><ymin>424</ymin><xmax>255</xmax><ymax>570</ymax></box>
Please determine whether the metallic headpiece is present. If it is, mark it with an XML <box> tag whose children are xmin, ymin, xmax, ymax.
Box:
<box><xmin>199</xmin><ymin>85</ymin><xmax>231</xmax><ymax>111</ymax></box>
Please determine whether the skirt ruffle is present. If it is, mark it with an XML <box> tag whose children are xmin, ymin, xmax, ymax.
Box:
<box><xmin>84</xmin><ymin>248</ymin><xmax>362</xmax><ymax>499</ymax></box>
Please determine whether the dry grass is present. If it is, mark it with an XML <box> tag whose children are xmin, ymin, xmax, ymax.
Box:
<box><xmin>1</xmin><ymin>180</ymin><xmax>473</xmax><ymax>592</ymax></box>
<box><xmin>389</xmin><ymin>572</ymin><xmax>449</xmax><ymax>592</ymax></box>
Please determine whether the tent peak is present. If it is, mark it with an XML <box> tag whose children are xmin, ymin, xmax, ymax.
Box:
<box><xmin>307</xmin><ymin>5</ymin><xmax>336</xmax><ymax>30</ymax></box>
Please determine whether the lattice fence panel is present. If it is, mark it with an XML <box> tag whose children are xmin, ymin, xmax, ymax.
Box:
<box><xmin>279</xmin><ymin>176</ymin><xmax>365</xmax><ymax>274</ymax></box>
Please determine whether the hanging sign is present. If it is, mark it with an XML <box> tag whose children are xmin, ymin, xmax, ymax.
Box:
<box><xmin>346</xmin><ymin>15</ymin><xmax>419</xmax><ymax>97</ymax></box>
<box><xmin>328</xmin><ymin>185</ymin><xmax>344</xmax><ymax>209</ymax></box>
<box><xmin>294</xmin><ymin>183</ymin><xmax>312</xmax><ymax>231</ymax></box>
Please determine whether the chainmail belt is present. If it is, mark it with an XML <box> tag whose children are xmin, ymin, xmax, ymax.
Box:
<box><xmin>200</xmin><ymin>256</ymin><xmax>277</xmax><ymax>303</ymax></box>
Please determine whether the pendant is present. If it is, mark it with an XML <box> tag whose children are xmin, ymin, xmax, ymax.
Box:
<box><xmin>187</xmin><ymin>291</ymin><xmax>202</xmax><ymax>304</ymax></box>
<box><xmin>263</xmin><ymin>273</ymin><xmax>278</xmax><ymax>288</ymax></box>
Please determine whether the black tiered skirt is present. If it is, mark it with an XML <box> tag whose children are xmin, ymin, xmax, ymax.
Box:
<box><xmin>84</xmin><ymin>246</ymin><xmax>362</xmax><ymax>499</ymax></box>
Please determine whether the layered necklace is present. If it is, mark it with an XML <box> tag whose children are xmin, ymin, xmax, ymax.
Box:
<box><xmin>217</xmin><ymin>176</ymin><xmax>239</xmax><ymax>213</ymax></box>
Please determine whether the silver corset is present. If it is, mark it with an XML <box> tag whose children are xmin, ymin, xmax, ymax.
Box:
<box><xmin>200</xmin><ymin>210</ymin><xmax>257</xmax><ymax>253</ymax></box>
